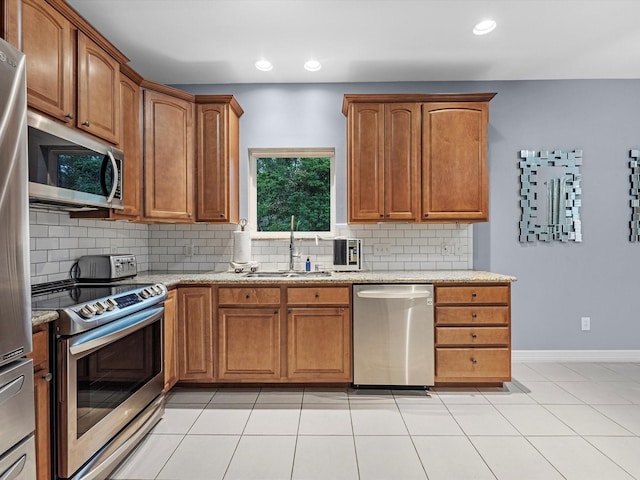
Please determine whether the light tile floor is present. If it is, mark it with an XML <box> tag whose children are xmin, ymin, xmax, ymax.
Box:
<box><xmin>109</xmin><ymin>362</ymin><xmax>640</xmax><ymax>480</ymax></box>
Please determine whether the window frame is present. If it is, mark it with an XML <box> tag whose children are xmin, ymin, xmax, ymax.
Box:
<box><xmin>248</xmin><ymin>147</ymin><xmax>336</xmax><ymax>239</ymax></box>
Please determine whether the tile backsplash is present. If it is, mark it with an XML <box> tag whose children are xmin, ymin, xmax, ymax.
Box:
<box><xmin>147</xmin><ymin>223</ymin><xmax>473</xmax><ymax>272</ymax></box>
<box><xmin>29</xmin><ymin>209</ymin><xmax>149</xmax><ymax>285</ymax></box>
<box><xmin>29</xmin><ymin>209</ymin><xmax>472</xmax><ymax>284</ymax></box>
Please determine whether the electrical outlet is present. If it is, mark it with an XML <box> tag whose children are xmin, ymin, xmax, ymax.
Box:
<box><xmin>442</xmin><ymin>243</ymin><xmax>455</xmax><ymax>255</ymax></box>
<box><xmin>373</xmin><ymin>244</ymin><xmax>390</xmax><ymax>255</ymax></box>
<box><xmin>581</xmin><ymin>316</ymin><xmax>591</xmax><ymax>331</ymax></box>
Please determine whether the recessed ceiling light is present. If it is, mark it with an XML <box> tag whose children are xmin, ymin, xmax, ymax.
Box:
<box><xmin>304</xmin><ymin>60</ymin><xmax>322</xmax><ymax>72</ymax></box>
<box><xmin>473</xmin><ymin>19</ymin><xmax>497</xmax><ymax>36</ymax></box>
<box><xmin>255</xmin><ymin>59</ymin><xmax>273</xmax><ymax>72</ymax></box>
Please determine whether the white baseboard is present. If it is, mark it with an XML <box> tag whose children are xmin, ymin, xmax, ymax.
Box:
<box><xmin>512</xmin><ymin>350</ymin><xmax>640</xmax><ymax>363</ymax></box>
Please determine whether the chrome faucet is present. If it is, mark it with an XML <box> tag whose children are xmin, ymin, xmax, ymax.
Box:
<box><xmin>289</xmin><ymin>215</ymin><xmax>295</xmax><ymax>271</ymax></box>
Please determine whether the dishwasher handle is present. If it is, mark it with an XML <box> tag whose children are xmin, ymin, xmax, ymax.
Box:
<box><xmin>356</xmin><ymin>289</ymin><xmax>431</xmax><ymax>300</ymax></box>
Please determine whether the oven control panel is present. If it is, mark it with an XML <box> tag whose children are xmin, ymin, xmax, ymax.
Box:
<box><xmin>76</xmin><ymin>284</ymin><xmax>166</xmax><ymax>320</ymax></box>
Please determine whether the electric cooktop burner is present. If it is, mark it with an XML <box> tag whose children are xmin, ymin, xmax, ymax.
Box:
<box><xmin>31</xmin><ymin>280</ymin><xmax>168</xmax><ymax>336</ymax></box>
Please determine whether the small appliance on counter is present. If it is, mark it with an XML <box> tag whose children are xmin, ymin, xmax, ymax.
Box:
<box><xmin>333</xmin><ymin>238</ymin><xmax>363</xmax><ymax>271</ymax></box>
<box><xmin>75</xmin><ymin>254</ymin><xmax>137</xmax><ymax>280</ymax></box>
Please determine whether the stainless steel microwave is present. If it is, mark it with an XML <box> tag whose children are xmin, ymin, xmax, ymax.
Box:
<box><xmin>27</xmin><ymin>111</ymin><xmax>123</xmax><ymax>211</ymax></box>
<box><xmin>333</xmin><ymin>238</ymin><xmax>363</xmax><ymax>271</ymax></box>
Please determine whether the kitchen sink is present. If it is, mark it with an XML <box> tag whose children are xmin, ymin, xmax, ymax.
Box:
<box><xmin>243</xmin><ymin>271</ymin><xmax>332</xmax><ymax>278</ymax></box>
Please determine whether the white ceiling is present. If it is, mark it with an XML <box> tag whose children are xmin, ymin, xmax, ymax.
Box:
<box><xmin>67</xmin><ymin>0</ymin><xmax>640</xmax><ymax>85</ymax></box>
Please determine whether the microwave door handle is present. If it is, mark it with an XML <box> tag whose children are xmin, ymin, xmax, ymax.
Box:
<box><xmin>105</xmin><ymin>151</ymin><xmax>119</xmax><ymax>204</ymax></box>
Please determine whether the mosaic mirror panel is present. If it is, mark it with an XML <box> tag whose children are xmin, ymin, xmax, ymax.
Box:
<box><xmin>519</xmin><ymin>149</ymin><xmax>582</xmax><ymax>243</ymax></box>
<box><xmin>630</xmin><ymin>149</ymin><xmax>640</xmax><ymax>242</ymax></box>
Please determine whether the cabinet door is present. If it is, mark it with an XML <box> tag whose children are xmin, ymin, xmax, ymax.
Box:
<box><xmin>218</xmin><ymin>308</ymin><xmax>281</xmax><ymax>381</ymax></box>
<box><xmin>29</xmin><ymin>325</ymin><xmax>51</xmax><ymax>480</ymax></box>
<box><xmin>348</xmin><ymin>103</ymin><xmax>385</xmax><ymax>221</ymax></box>
<box><xmin>384</xmin><ymin>103</ymin><xmax>420</xmax><ymax>220</ymax></box>
<box><xmin>2</xmin><ymin>0</ymin><xmax>20</xmax><ymax>46</ymax></box>
<box><xmin>422</xmin><ymin>102</ymin><xmax>489</xmax><ymax>221</ymax></box>
<box><xmin>287</xmin><ymin>307</ymin><xmax>351</xmax><ymax>382</ymax></box>
<box><xmin>77</xmin><ymin>32</ymin><xmax>120</xmax><ymax>144</ymax></box>
<box><xmin>178</xmin><ymin>287</ymin><xmax>214</xmax><ymax>382</ymax></box>
<box><xmin>196</xmin><ymin>103</ymin><xmax>239</xmax><ymax>222</ymax></box>
<box><xmin>114</xmin><ymin>73</ymin><xmax>142</xmax><ymax>219</ymax></box>
<box><xmin>143</xmin><ymin>89</ymin><xmax>195</xmax><ymax>221</ymax></box>
<box><xmin>22</xmin><ymin>0</ymin><xmax>74</xmax><ymax>122</ymax></box>
<box><xmin>163</xmin><ymin>289</ymin><xmax>178</xmax><ymax>392</ymax></box>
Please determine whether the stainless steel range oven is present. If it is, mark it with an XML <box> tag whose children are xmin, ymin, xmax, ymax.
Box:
<box><xmin>32</xmin><ymin>281</ymin><xmax>167</xmax><ymax>480</ymax></box>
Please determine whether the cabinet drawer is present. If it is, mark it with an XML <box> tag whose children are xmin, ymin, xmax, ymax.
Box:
<box><xmin>29</xmin><ymin>326</ymin><xmax>48</xmax><ymax>372</ymax></box>
<box><xmin>287</xmin><ymin>287</ymin><xmax>350</xmax><ymax>306</ymax></box>
<box><xmin>436</xmin><ymin>348</ymin><xmax>510</xmax><ymax>380</ymax></box>
<box><xmin>436</xmin><ymin>285</ymin><xmax>509</xmax><ymax>305</ymax></box>
<box><xmin>436</xmin><ymin>306</ymin><xmax>509</xmax><ymax>325</ymax></box>
<box><xmin>436</xmin><ymin>327</ymin><xmax>509</xmax><ymax>346</ymax></box>
<box><xmin>218</xmin><ymin>287</ymin><xmax>280</xmax><ymax>306</ymax></box>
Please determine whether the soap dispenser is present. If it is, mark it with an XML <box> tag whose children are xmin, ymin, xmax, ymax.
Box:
<box><xmin>305</xmin><ymin>257</ymin><xmax>311</xmax><ymax>272</ymax></box>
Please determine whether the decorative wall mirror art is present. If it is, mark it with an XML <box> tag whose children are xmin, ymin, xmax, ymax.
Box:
<box><xmin>630</xmin><ymin>149</ymin><xmax>640</xmax><ymax>242</ymax></box>
<box><xmin>519</xmin><ymin>149</ymin><xmax>582</xmax><ymax>243</ymax></box>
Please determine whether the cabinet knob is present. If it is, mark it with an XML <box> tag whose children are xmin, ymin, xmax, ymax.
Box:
<box><xmin>423</xmin><ymin>213</ymin><xmax>428</xmax><ymax>217</ymax></box>
<box><xmin>471</xmin><ymin>292</ymin><xmax>477</xmax><ymax>298</ymax></box>
<box><xmin>380</xmin><ymin>214</ymin><xmax>384</xmax><ymax>218</ymax></box>
<box><xmin>43</xmin><ymin>373</ymin><xmax>52</xmax><ymax>382</ymax></box>
<box><xmin>220</xmin><ymin>214</ymin><xmax>224</xmax><ymax>218</ymax></box>
<box><xmin>471</xmin><ymin>358</ymin><xmax>478</xmax><ymax>364</ymax></box>
<box><xmin>82</xmin><ymin>121</ymin><xmax>90</xmax><ymax>127</ymax></box>
<box><xmin>64</xmin><ymin>113</ymin><xmax>74</xmax><ymax>120</ymax></box>
<box><xmin>472</xmin><ymin>312</ymin><xmax>478</xmax><ymax>318</ymax></box>
<box><xmin>315</xmin><ymin>293</ymin><xmax>320</xmax><ymax>299</ymax></box>
<box><xmin>245</xmin><ymin>294</ymin><xmax>250</xmax><ymax>299</ymax></box>
<box><xmin>471</xmin><ymin>333</ymin><xmax>478</xmax><ymax>339</ymax></box>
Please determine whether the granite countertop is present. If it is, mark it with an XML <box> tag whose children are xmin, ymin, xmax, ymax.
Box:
<box><xmin>134</xmin><ymin>269</ymin><xmax>516</xmax><ymax>287</ymax></box>
<box><xmin>32</xmin><ymin>270</ymin><xmax>516</xmax><ymax>326</ymax></box>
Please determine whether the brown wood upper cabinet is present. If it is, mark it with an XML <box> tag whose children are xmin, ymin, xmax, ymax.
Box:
<box><xmin>422</xmin><ymin>102</ymin><xmax>489</xmax><ymax>221</ymax></box>
<box><xmin>113</xmin><ymin>68</ymin><xmax>143</xmax><ymax>220</ymax></box>
<box><xmin>343</xmin><ymin>93</ymin><xmax>495</xmax><ymax>223</ymax></box>
<box><xmin>22</xmin><ymin>0</ymin><xmax>123</xmax><ymax>144</ymax></box>
<box><xmin>142</xmin><ymin>84</ymin><xmax>195</xmax><ymax>222</ymax></box>
<box><xmin>346</xmin><ymin>102</ymin><xmax>420</xmax><ymax>222</ymax></box>
<box><xmin>196</xmin><ymin>97</ymin><xmax>243</xmax><ymax>223</ymax></box>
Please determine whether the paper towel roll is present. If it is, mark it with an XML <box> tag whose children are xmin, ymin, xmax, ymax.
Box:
<box><xmin>233</xmin><ymin>231</ymin><xmax>252</xmax><ymax>264</ymax></box>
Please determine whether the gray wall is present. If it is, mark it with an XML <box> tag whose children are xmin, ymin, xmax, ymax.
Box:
<box><xmin>178</xmin><ymin>80</ymin><xmax>640</xmax><ymax>350</ymax></box>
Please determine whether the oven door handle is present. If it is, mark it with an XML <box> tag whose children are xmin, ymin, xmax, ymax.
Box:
<box><xmin>69</xmin><ymin>306</ymin><xmax>163</xmax><ymax>356</ymax></box>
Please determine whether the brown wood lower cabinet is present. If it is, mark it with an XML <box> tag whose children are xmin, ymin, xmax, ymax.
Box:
<box><xmin>177</xmin><ymin>286</ymin><xmax>214</xmax><ymax>382</ymax></box>
<box><xmin>29</xmin><ymin>324</ymin><xmax>51</xmax><ymax>480</ymax></box>
<box><xmin>208</xmin><ymin>284</ymin><xmax>353</xmax><ymax>383</ymax></box>
<box><xmin>217</xmin><ymin>308</ymin><xmax>281</xmax><ymax>381</ymax></box>
<box><xmin>163</xmin><ymin>289</ymin><xmax>178</xmax><ymax>391</ymax></box>
<box><xmin>434</xmin><ymin>283</ymin><xmax>511</xmax><ymax>385</ymax></box>
<box><xmin>287</xmin><ymin>307</ymin><xmax>351</xmax><ymax>382</ymax></box>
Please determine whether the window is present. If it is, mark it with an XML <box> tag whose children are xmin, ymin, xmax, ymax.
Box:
<box><xmin>249</xmin><ymin>148</ymin><xmax>335</xmax><ymax>238</ymax></box>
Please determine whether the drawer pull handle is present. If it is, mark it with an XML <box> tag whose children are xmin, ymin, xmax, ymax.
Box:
<box><xmin>471</xmin><ymin>333</ymin><xmax>478</xmax><ymax>339</ymax></box>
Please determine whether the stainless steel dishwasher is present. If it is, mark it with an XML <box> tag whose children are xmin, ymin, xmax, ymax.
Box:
<box><xmin>353</xmin><ymin>284</ymin><xmax>434</xmax><ymax>387</ymax></box>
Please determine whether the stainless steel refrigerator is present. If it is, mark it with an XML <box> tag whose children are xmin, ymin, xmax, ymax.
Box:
<box><xmin>0</xmin><ymin>36</ymin><xmax>37</xmax><ymax>479</ymax></box>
